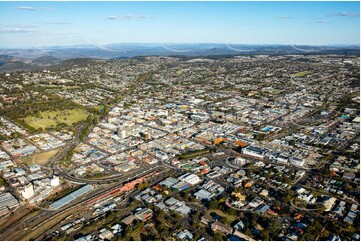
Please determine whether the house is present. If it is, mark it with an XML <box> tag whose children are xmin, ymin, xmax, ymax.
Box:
<box><xmin>98</xmin><ymin>228</ymin><xmax>114</xmax><ymax>240</ymax></box>
<box><xmin>234</xmin><ymin>220</ymin><xmax>245</xmax><ymax>231</ymax></box>
<box><xmin>201</xmin><ymin>215</ymin><xmax>215</xmax><ymax>226</ymax></box>
<box><xmin>176</xmin><ymin>230</ymin><xmax>193</xmax><ymax>240</ymax></box>
<box><xmin>328</xmin><ymin>234</ymin><xmax>341</xmax><ymax>241</ymax></box>
<box><xmin>211</xmin><ymin>221</ymin><xmax>232</xmax><ymax>234</ymax></box>
<box><xmin>111</xmin><ymin>224</ymin><xmax>122</xmax><ymax>235</ymax></box>
<box><xmin>255</xmin><ymin>204</ymin><xmax>270</xmax><ymax>214</ymax></box>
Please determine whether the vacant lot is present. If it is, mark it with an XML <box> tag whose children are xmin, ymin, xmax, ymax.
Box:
<box><xmin>22</xmin><ymin>148</ymin><xmax>59</xmax><ymax>165</ymax></box>
<box><xmin>23</xmin><ymin>109</ymin><xmax>88</xmax><ymax>129</ymax></box>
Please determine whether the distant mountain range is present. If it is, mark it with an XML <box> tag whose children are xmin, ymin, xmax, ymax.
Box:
<box><xmin>0</xmin><ymin>43</ymin><xmax>359</xmax><ymax>72</ymax></box>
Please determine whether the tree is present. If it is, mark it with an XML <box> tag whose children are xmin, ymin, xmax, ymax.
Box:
<box><xmin>213</xmin><ymin>232</ymin><xmax>224</xmax><ymax>241</ymax></box>
<box><xmin>261</xmin><ymin>230</ymin><xmax>270</xmax><ymax>241</ymax></box>
<box><xmin>269</xmin><ymin>220</ymin><xmax>281</xmax><ymax>234</ymax></box>
<box><xmin>220</xmin><ymin>217</ymin><xmax>228</xmax><ymax>225</ymax></box>
<box><xmin>244</xmin><ymin>228</ymin><xmax>252</xmax><ymax>236</ymax></box>
<box><xmin>282</xmin><ymin>190</ymin><xmax>294</xmax><ymax>203</ymax></box>
<box><xmin>209</xmin><ymin>200</ymin><xmax>220</xmax><ymax>209</ymax></box>
<box><xmin>303</xmin><ymin>233</ymin><xmax>315</xmax><ymax>241</ymax></box>
<box><xmin>190</xmin><ymin>211</ymin><xmax>201</xmax><ymax>226</ymax></box>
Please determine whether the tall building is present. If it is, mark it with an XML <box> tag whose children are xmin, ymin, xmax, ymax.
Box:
<box><xmin>50</xmin><ymin>176</ymin><xmax>60</xmax><ymax>187</ymax></box>
<box><xmin>19</xmin><ymin>183</ymin><xmax>34</xmax><ymax>199</ymax></box>
<box><xmin>120</xmin><ymin>130</ymin><xmax>127</xmax><ymax>139</ymax></box>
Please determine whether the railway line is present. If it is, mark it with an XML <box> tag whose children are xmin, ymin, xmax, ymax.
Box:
<box><xmin>0</xmin><ymin>166</ymin><xmax>164</xmax><ymax>240</ymax></box>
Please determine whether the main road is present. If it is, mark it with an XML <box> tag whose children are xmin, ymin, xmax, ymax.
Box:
<box><xmin>0</xmin><ymin>71</ymin><xmax>159</xmax><ymax>240</ymax></box>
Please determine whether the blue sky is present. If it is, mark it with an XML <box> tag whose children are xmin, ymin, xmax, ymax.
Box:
<box><xmin>0</xmin><ymin>1</ymin><xmax>359</xmax><ymax>48</ymax></box>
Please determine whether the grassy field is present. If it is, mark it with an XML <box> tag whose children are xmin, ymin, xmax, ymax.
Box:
<box><xmin>23</xmin><ymin>108</ymin><xmax>88</xmax><ymax>129</ymax></box>
<box><xmin>294</xmin><ymin>71</ymin><xmax>311</xmax><ymax>77</ymax></box>
<box><xmin>22</xmin><ymin>148</ymin><xmax>59</xmax><ymax>165</ymax></box>
<box><xmin>206</xmin><ymin>209</ymin><xmax>237</xmax><ymax>224</ymax></box>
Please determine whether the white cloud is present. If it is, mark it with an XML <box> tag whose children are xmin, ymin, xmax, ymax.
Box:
<box><xmin>327</xmin><ymin>12</ymin><xmax>360</xmax><ymax>17</ymax></box>
<box><xmin>0</xmin><ymin>25</ymin><xmax>39</xmax><ymax>34</ymax></box>
<box><xmin>48</xmin><ymin>31</ymin><xmax>79</xmax><ymax>35</ymax></box>
<box><xmin>42</xmin><ymin>22</ymin><xmax>71</xmax><ymax>25</ymax></box>
<box><xmin>277</xmin><ymin>16</ymin><xmax>292</xmax><ymax>19</ymax></box>
<box><xmin>315</xmin><ymin>20</ymin><xmax>328</xmax><ymax>24</ymax></box>
<box><xmin>16</xmin><ymin>6</ymin><xmax>36</xmax><ymax>11</ymax></box>
<box><xmin>16</xmin><ymin>6</ymin><xmax>53</xmax><ymax>11</ymax></box>
<box><xmin>107</xmin><ymin>14</ymin><xmax>151</xmax><ymax>20</ymax></box>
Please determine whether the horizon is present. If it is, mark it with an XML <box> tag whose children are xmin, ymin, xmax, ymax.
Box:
<box><xmin>1</xmin><ymin>42</ymin><xmax>361</xmax><ymax>50</ymax></box>
<box><xmin>0</xmin><ymin>1</ymin><xmax>360</xmax><ymax>48</ymax></box>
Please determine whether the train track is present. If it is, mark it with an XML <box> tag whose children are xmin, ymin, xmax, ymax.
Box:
<box><xmin>1</xmin><ymin>167</ymin><xmax>164</xmax><ymax>240</ymax></box>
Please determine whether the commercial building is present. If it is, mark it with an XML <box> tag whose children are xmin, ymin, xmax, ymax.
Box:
<box><xmin>19</xmin><ymin>183</ymin><xmax>34</xmax><ymax>199</ymax></box>
<box><xmin>178</xmin><ymin>173</ymin><xmax>201</xmax><ymax>185</ymax></box>
<box><xmin>50</xmin><ymin>176</ymin><xmax>60</xmax><ymax>187</ymax></box>
<box><xmin>50</xmin><ymin>184</ymin><xmax>93</xmax><ymax>210</ymax></box>
<box><xmin>134</xmin><ymin>208</ymin><xmax>153</xmax><ymax>221</ymax></box>
<box><xmin>241</xmin><ymin>146</ymin><xmax>266</xmax><ymax>159</ymax></box>
<box><xmin>0</xmin><ymin>192</ymin><xmax>19</xmax><ymax>216</ymax></box>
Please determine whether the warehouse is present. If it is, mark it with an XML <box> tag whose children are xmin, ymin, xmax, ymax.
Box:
<box><xmin>178</xmin><ymin>173</ymin><xmax>201</xmax><ymax>185</ymax></box>
<box><xmin>0</xmin><ymin>192</ymin><xmax>19</xmax><ymax>216</ymax></box>
<box><xmin>134</xmin><ymin>208</ymin><xmax>153</xmax><ymax>221</ymax></box>
<box><xmin>50</xmin><ymin>185</ymin><xmax>93</xmax><ymax>210</ymax></box>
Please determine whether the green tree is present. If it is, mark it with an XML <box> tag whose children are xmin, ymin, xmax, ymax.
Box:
<box><xmin>213</xmin><ymin>232</ymin><xmax>224</xmax><ymax>241</ymax></box>
<box><xmin>261</xmin><ymin>230</ymin><xmax>270</xmax><ymax>241</ymax></box>
<box><xmin>209</xmin><ymin>200</ymin><xmax>220</xmax><ymax>209</ymax></box>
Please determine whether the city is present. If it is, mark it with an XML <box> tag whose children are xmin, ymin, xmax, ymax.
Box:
<box><xmin>0</xmin><ymin>1</ymin><xmax>359</xmax><ymax>241</ymax></box>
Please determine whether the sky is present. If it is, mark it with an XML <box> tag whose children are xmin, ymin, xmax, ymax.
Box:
<box><xmin>0</xmin><ymin>1</ymin><xmax>359</xmax><ymax>48</ymax></box>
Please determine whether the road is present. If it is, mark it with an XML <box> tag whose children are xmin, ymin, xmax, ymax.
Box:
<box><xmin>57</xmin><ymin>164</ymin><xmax>161</xmax><ymax>184</ymax></box>
<box><xmin>0</xmin><ymin>167</ymin><xmax>163</xmax><ymax>240</ymax></box>
<box><xmin>0</xmin><ymin>71</ymin><xmax>159</xmax><ymax>240</ymax></box>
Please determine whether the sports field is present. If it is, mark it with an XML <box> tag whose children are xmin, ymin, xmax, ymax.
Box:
<box><xmin>23</xmin><ymin>108</ymin><xmax>88</xmax><ymax>129</ymax></box>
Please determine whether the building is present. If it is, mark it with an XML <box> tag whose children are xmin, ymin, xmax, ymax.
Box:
<box><xmin>322</xmin><ymin>196</ymin><xmax>337</xmax><ymax>211</ymax></box>
<box><xmin>234</xmin><ymin>220</ymin><xmax>245</xmax><ymax>231</ymax></box>
<box><xmin>19</xmin><ymin>183</ymin><xmax>34</xmax><ymax>199</ymax></box>
<box><xmin>114</xmin><ymin>163</ymin><xmax>134</xmax><ymax>172</ymax></box>
<box><xmin>328</xmin><ymin>234</ymin><xmax>341</xmax><ymax>241</ymax></box>
<box><xmin>178</xmin><ymin>173</ymin><xmax>201</xmax><ymax>185</ymax></box>
<box><xmin>234</xmin><ymin>157</ymin><xmax>246</xmax><ymax>166</ymax></box>
<box><xmin>201</xmin><ymin>215</ymin><xmax>215</xmax><ymax>226</ymax></box>
<box><xmin>194</xmin><ymin>189</ymin><xmax>213</xmax><ymax>201</ymax></box>
<box><xmin>50</xmin><ymin>176</ymin><xmax>60</xmax><ymax>187</ymax></box>
<box><xmin>14</xmin><ymin>146</ymin><xmax>37</xmax><ymax>157</ymax></box>
<box><xmin>176</xmin><ymin>230</ymin><xmax>193</xmax><ymax>240</ymax></box>
<box><xmin>98</xmin><ymin>228</ymin><xmax>114</xmax><ymax>240</ymax></box>
<box><xmin>120</xmin><ymin>130</ymin><xmax>127</xmax><ymax>139</ymax></box>
<box><xmin>255</xmin><ymin>204</ymin><xmax>270</xmax><ymax>214</ymax></box>
<box><xmin>134</xmin><ymin>208</ymin><xmax>153</xmax><ymax>221</ymax></box>
<box><xmin>211</xmin><ymin>221</ymin><xmax>232</xmax><ymax>234</ymax></box>
<box><xmin>0</xmin><ymin>192</ymin><xmax>19</xmax><ymax>216</ymax></box>
<box><xmin>121</xmin><ymin>215</ymin><xmax>136</xmax><ymax>225</ymax></box>
<box><xmin>111</xmin><ymin>224</ymin><xmax>123</xmax><ymax>235</ymax></box>
<box><xmin>241</xmin><ymin>146</ymin><xmax>265</xmax><ymax>159</ymax></box>
<box><xmin>50</xmin><ymin>184</ymin><xmax>93</xmax><ymax>210</ymax></box>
